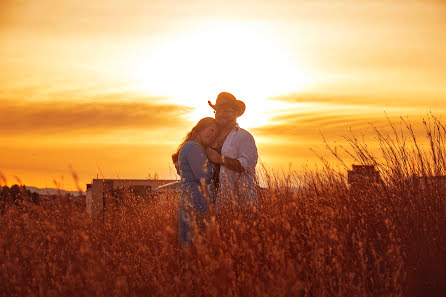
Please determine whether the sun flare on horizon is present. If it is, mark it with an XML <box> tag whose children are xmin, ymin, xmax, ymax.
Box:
<box><xmin>125</xmin><ymin>20</ymin><xmax>309</xmax><ymax>128</ymax></box>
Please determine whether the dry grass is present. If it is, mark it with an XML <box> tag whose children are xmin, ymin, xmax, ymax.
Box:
<box><xmin>1</xmin><ymin>116</ymin><xmax>445</xmax><ymax>297</ymax></box>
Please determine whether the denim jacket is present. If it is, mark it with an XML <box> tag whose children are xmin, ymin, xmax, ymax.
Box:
<box><xmin>178</xmin><ymin>141</ymin><xmax>215</xmax><ymax>215</ymax></box>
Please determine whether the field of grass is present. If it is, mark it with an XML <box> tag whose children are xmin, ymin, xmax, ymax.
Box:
<box><xmin>1</xmin><ymin>117</ymin><xmax>445</xmax><ymax>297</ymax></box>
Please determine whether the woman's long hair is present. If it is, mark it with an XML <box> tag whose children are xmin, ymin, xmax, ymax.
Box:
<box><xmin>172</xmin><ymin>117</ymin><xmax>217</xmax><ymax>164</ymax></box>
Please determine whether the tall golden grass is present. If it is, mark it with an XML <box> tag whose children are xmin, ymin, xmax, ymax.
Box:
<box><xmin>0</xmin><ymin>116</ymin><xmax>445</xmax><ymax>297</ymax></box>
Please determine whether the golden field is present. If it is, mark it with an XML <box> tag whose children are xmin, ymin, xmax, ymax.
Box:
<box><xmin>0</xmin><ymin>117</ymin><xmax>445</xmax><ymax>297</ymax></box>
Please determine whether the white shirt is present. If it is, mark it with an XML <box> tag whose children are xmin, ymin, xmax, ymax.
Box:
<box><xmin>218</xmin><ymin>124</ymin><xmax>258</xmax><ymax>204</ymax></box>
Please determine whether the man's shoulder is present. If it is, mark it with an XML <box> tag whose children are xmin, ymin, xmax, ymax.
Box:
<box><xmin>235</xmin><ymin>126</ymin><xmax>254</xmax><ymax>138</ymax></box>
<box><xmin>233</xmin><ymin>127</ymin><xmax>256</xmax><ymax>145</ymax></box>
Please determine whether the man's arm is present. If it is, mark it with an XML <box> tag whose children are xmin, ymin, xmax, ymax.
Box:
<box><xmin>222</xmin><ymin>155</ymin><xmax>245</xmax><ymax>173</ymax></box>
<box><xmin>206</xmin><ymin>148</ymin><xmax>245</xmax><ymax>173</ymax></box>
<box><xmin>236</xmin><ymin>132</ymin><xmax>258</xmax><ymax>170</ymax></box>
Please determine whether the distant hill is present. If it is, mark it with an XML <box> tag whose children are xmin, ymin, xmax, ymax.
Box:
<box><xmin>25</xmin><ymin>186</ymin><xmax>84</xmax><ymax>196</ymax></box>
<box><xmin>0</xmin><ymin>185</ymin><xmax>84</xmax><ymax>196</ymax></box>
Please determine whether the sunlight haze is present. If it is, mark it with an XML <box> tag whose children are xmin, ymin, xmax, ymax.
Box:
<box><xmin>1</xmin><ymin>0</ymin><xmax>445</xmax><ymax>190</ymax></box>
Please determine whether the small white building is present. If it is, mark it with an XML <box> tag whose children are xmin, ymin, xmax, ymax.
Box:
<box><xmin>86</xmin><ymin>179</ymin><xmax>180</xmax><ymax>218</ymax></box>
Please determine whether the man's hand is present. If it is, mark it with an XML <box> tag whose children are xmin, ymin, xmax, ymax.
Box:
<box><xmin>205</xmin><ymin>148</ymin><xmax>223</xmax><ymax>164</ymax></box>
<box><xmin>206</xmin><ymin>148</ymin><xmax>245</xmax><ymax>173</ymax></box>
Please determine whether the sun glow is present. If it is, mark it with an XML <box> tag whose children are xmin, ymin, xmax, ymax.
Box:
<box><xmin>127</xmin><ymin>20</ymin><xmax>308</xmax><ymax>128</ymax></box>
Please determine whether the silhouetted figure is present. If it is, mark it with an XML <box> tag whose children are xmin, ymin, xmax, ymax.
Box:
<box><xmin>205</xmin><ymin>92</ymin><xmax>258</xmax><ymax>207</ymax></box>
<box><xmin>173</xmin><ymin>117</ymin><xmax>218</xmax><ymax>245</ymax></box>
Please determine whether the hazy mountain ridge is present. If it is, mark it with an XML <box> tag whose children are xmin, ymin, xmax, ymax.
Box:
<box><xmin>0</xmin><ymin>185</ymin><xmax>84</xmax><ymax>196</ymax></box>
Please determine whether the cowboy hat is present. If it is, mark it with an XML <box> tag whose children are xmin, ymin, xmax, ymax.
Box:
<box><xmin>208</xmin><ymin>92</ymin><xmax>245</xmax><ymax>117</ymax></box>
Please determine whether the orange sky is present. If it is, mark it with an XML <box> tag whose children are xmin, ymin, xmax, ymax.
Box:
<box><xmin>1</xmin><ymin>0</ymin><xmax>446</xmax><ymax>190</ymax></box>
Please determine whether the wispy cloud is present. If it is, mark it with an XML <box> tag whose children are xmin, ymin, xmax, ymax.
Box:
<box><xmin>0</xmin><ymin>96</ymin><xmax>192</xmax><ymax>135</ymax></box>
<box><xmin>268</xmin><ymin>93</ymin><xmax>446</xmax><ymax>109</ymax></box>
<box><xmin>255</xmin><ymin>95</ymin><xmax>444</xmax><ymax>141</ymax></box>
<box><xmin>254</xmin><ymin>111</ymin><xmax>387</xmax><ymax>141</ymax></box>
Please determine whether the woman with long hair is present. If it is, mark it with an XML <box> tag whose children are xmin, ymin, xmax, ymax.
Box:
<box><xmin>172</xmin><ymin>117</ymin><xmax>218</xmax><ymax>245</ymax></box>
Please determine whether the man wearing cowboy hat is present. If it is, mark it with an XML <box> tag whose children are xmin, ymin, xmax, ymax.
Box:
<box><xmin>206</xmin><ymin>92</ymin><xmax>258</xmax><ymax>205</ymax></box>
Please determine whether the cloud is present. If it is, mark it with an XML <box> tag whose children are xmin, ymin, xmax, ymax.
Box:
<box><xmin>268</xmin><ymin>93</ymin><xmax>372</xmax><ymax>105</ymax></box>
<box><xmin>254</xmin><ymin>112</ymin><xmax>376</xmax><ymax>141</ymax></box>
<box><xmin>253</xmin><ymin>103</ymin><xmax>436</xmax><ymax>142</ymax></box>
<box><xmin>0</xmin><ymin>96</ymin><xmax>192</xmax><ymax>135</ymax></box>
<box><xmin>0</xmin><ymin>0</ymin><xmax>222</xmax><ymax>36</ymax></box>
<box><xmin>259</xmin><ymin>92</ymin><xmax>446</xmax><ymax>142</ymax></box>
<box><xmin>268</xmin><ymin>93</ymin><xmax>446</xmax><ymax>109</ymax></box>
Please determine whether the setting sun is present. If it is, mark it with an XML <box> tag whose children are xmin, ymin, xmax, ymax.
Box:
<box><xmin>125</xmin><ymin>20</ymin><xmax>307</xmax><ymax>127</ymax></box>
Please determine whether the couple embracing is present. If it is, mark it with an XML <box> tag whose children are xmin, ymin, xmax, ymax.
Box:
<box><xmin>172</xmin><ymin>92</ymin><xmax>258</xmax><ymax>245</ymax></box>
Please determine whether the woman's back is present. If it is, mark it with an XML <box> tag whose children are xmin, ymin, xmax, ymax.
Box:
<box><xmin>178</xmin><ymin>141</ymin><xmax>215</xmax><ymax>213</ymax></box>
<box><xmin>179</xmin><ymin>141</ymin><xmax>206</xmax><ymax>182</ymax></box>
<box><xmin>174</xmin><ymin>117</ymin><xmax>218</xmax><ymax>245</ymax></box>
